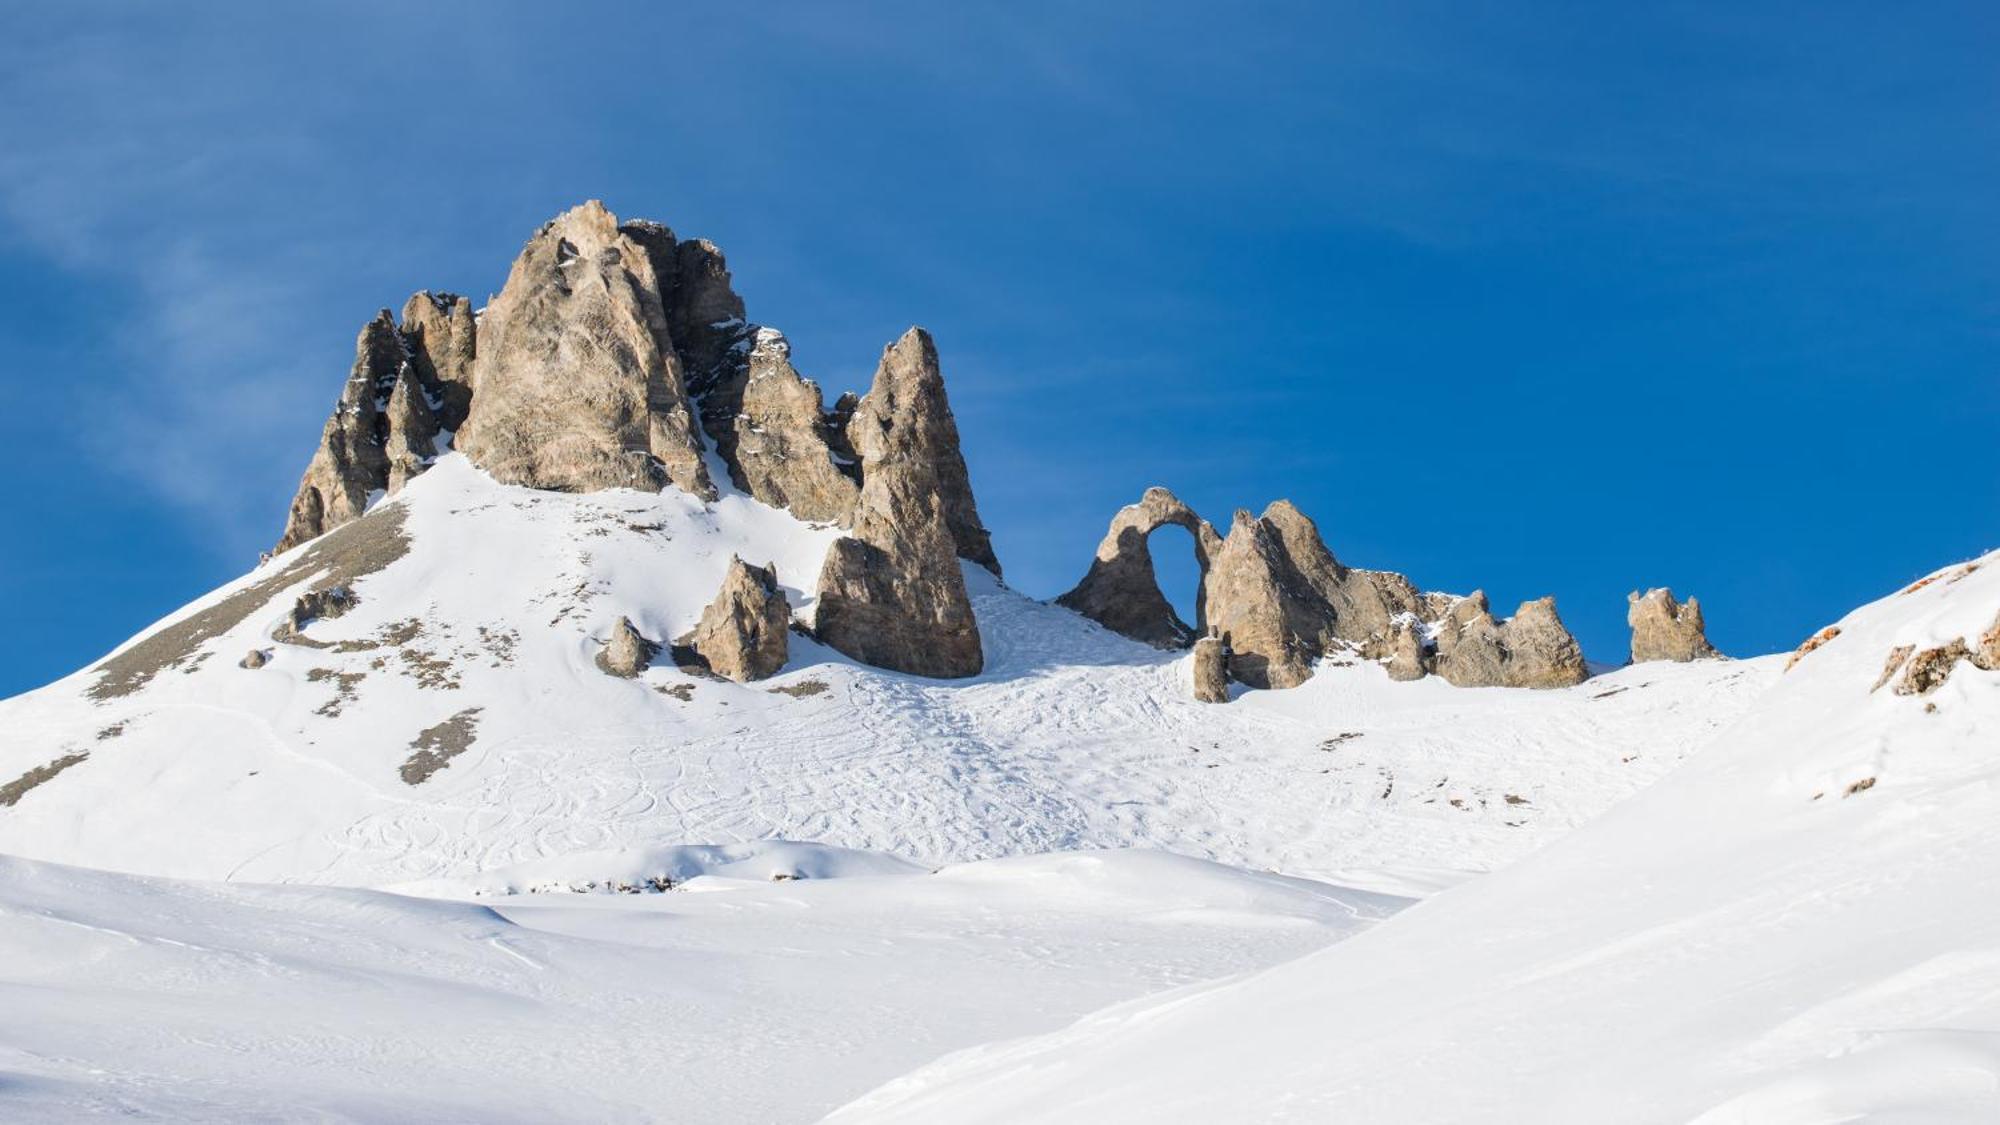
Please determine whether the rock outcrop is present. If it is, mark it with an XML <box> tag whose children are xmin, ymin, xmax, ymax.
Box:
<box><xmin>1057</xmin><ymin>488</ymin><xmax>1219</xmax><ymax>648</ymax></box>
<box><xmin>1894</xmin><ymin>639</ymin><xmax>1970</xmax><ymax>696</ymax></box>
<box><xmin>680</xmin><ymin>558</ymin><xmax>791</xmax><ymax>682</ymax></box>
<box><xmin>713</xmin><ymin>330</ymin><xmax>861</xmax><ymax>523</ymax></box>
<box><xmin>812</xmin><ymin>331</ymin><xmax>987</xmax><ymax>678</ymax></box>
<box><xmin>1202</xmin><ymin>508</ymin><xmax>1322</xmax><ymax>689</ymax></box>
<box><xmin>1202</xmin><ymin>502</ymin><xmax>1439</xmax><ymax>689</ymax></box>
<box><xmin>1433</xmin><ymin>593</ymin><xmax>1589</xmax><ymax>689</ymax></box>
<box><xmin>273</xmin><ymin>312</ymin><xmax>409</xmax><ymax>555</ymax></box>
<box><xmin>272</xmin><ymin>202</ymin><xmax>1011</xmax><ymax>682</ymax></box>
<box><xmin>399</xmin><ymin>291</ymin><xmax>477</xmax><ymax>431</ymax></box>
<box><xmin>1191</xmin><ymin>636</ymin><xmax>1230</xmax><ymax>702</ymax></box>
<box><xmin>596</xmin><ymin>617</ymin><xmax>657</xmax><ymax>678</ymax></box>
<box><xmin>455</xmin><ymin>201</ymin><xmax>715</xmax><ymax>500</ymax></box>
<box><xmin>1628</xmin><ymin>588</ymin><xmax>1720</xmax><ymax>663</ymax></box>
<box><xmin>1977</xmin><ymin>611</ymin><xmax>2000</xmax><ymax>671</ymax></box>
<box><xmin>1058</xmin><ymin>490</ymin><xmax>1585</xmax><ymax>691</ymax></box>
<box><xmin>1380</xmin><ymin>619</ymin><xmax>1430</xmax><ymax>682</ymax></box>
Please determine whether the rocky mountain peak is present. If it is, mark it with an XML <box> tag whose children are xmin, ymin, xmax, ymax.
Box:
<box><xmin>272</xmin><ymin>201</ymin><xmax>1000</xmax><ymax>678</ymax></box>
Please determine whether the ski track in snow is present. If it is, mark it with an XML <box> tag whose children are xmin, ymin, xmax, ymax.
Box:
<box><xmin>0</xmin><ymin>454</ymin><xmax>1776</xmax><ymax>891</ymax></box>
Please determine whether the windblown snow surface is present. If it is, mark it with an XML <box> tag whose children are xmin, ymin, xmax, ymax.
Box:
<box><xmin>5</xmin><ymin>450</ymin><xmax>1935</xmax><ymax>1123</ymax></box>
<box><xmin>832</xmin><ymin>551</ymin><xmax>2000</xmax><ymax>1124</ymax></box>
<box><xmin>0</xmin><ymin>455</ymin><xmax>1765</xmax><ymax>890</ymax></box>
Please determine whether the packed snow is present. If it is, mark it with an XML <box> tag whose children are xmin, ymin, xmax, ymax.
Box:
<box><xmin>0</xmin><ymin>847</ymin><xmax>1400</xmax><ymax>1122</ymax></box>
<box><xmin>0</xmin><ymin>455</ymin><xmax>1771</xmax><ymax>890</ymax></box>
<box><xmin>6</xmin><ymin>450</ymin><xmax>1969</xmax><ymax>1123</ymax></box>
<box><xmin>830</xmin><ymin>550</ymin><xmax>2000</xmax><ymax>1124</ymax></box>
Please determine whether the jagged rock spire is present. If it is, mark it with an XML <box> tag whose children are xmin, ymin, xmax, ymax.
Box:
<box><xmin>273</xmin><ymin>311</ymin><xmax>410</xmax><ymax>555</ymax></box>
<box><xmin>813</xmin><ymin>329</ymin><xmax>988</xmax><ymax>678</ymax></box>
<box><xmin>273</xmin><ymin>202</ymin><xmax>1004</xmax><ymax>682</ymax></box>
<box><xmin>399</xmin><ymin>291</ymin><xmax>476</xmax><ymax>432</ymax></box>
<box><xmin>455</xmin><ymin>200</ymin><xmax>715</xmax><ymax>499</ymax></box>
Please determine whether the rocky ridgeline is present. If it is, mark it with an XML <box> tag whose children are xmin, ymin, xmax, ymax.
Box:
<box><xmin>278</xmin><ymin>201</ymin><xmax>996</xmax><ymax>679</ymax></box>
<box><xmin>1062</xmin><ymin>487</ymin><xmax>1722</xmax><ymax>697</ymax></box>
<box><xmin>278</xmin><ymin>200</ymin><xmax>1717</xmax><ymax>692</ymax></box>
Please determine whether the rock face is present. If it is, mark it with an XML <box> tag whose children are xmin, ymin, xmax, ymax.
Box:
<box><xmin>1628</xmin><ymin>588</ymin><xmax>1720</xmax><ymax>663</ymax></box>
<box><xmin>714</xmin><ymin>330</ymin><xmax>861</xmax><ymax>523</ymax></box>
<box><xmin>274</xmin><ymin>313</ymin><xmax>411</xmax><ymax>555</ymax></box>
<box><xmin>1191</xmin><ymin>636</ymin><xmax>1230</xmax><ymax>703</ymax></box>
<box><xmin>1433</xmin><ymin>593</ymin><xmax>1589</xmax><ymax>689</ymax></box>
<box><xmin>680</xmin><ymin>558</ymin><xmax>791</xmax><ymax>683</ymax></box>
<box><xmin>1057</xmin><ymin>488</ymin><xmax>1219</xmax><ymax>648</ymax></box>
<box><xmin>813</xmin><ymin>331</ymin><xmax>987</xmax><ymax>678</ymax></box>
<box><xmin>1058</xmin><ymin>490</ymin><xmax>1585</xmax><ymax>691</ymax></box>
<box><xmin>455</xmin><ymin>201</ymin><xmax>715</xmax><ymax>500</ymax></box>
<box><xmin>399</xmin><ymin>291</ymin><xmax>477</xmax><ymax>431</ymax></box>
<box><xmin>274</xmin><ymin>293</ymin><xmax>478</xmax><ymax>556</ymax></box>
<box><xmin>841</xmin><ymin>328</ymin><xmax>999</xmax><ymax>577</ymax></box>
<box><xmin>273</xmin><ymin>201</ymin><xmax>1011</xmax><ymax>682</ymax></box>
<box><xmin>595</xmin><ymin>617</ymin><xmax>657</xmax><ymax>679</ymax></box>
<box><xmin>1202</xmin><ymin>502</ymin><xmax>1437</xmax><ymax>689</ymax></box>
<box><xmin>1381</xmin><ymin>620</ymin><xmax>1429</xmax><ymax>682</ymax></box>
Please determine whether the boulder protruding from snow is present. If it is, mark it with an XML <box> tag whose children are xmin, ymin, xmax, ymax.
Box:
<box><xmin>596</xmin><ymin>617</ymin><xmax>658</xmax><ymax>679</ymax></box>
<box><xmin>1191</xmin><ymin>636</ymin><xmax>1230</xmax><ymax>703</ymax></box>
<box><xmin>1057</xmin><ymin>488</ymin><xmax>1220</xmax><ymax>649</ymax></box>
<box><xmin>456</xmin><ymin>201</ymin><xmax>715</xmax><ymax>500</ymax></box>
<box><xmin>1627</xmin><ymin>588</ymin><xmax>1720</xmax><ymax>663</ymax></box>
<box><xmin>1433</xmin><ymin>593</ymin><xmax>1589</xmax><ymax>690</ymax></box>
<box><xmin>813</xmin><ymin>330</ymin><xmax>987</xmax><ymax>679</ymax></box>
<box><xmin>680</xmin><ymin>558</ymin><xmax>791</xmax><ymax>683</ymax></box>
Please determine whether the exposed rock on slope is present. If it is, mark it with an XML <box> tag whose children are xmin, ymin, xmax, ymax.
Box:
<box><xmin>596</xmin><ymin>617</ymin><xmax>657</xmax><ymax>679</ymax></box>
<box><xmin>1057</xmin><ymin>488</ymin><xmax>1219</xmax><ymax>649</ymax></box>
<box><xmin>399</xmin><ymin>291</ymin><xmax>477</xmax><ymax>431</ymax></box>
<box><xmin>714</xmin><ymin>330</ymin><xmax>861</xmax><ymax>523</ymax></box>
<box><xmin>680</xmin><ymin>557</ymin><xmax>791</xmax><ymax>682</ymax></box>
<box><xmin>1433</xmin><ymin>593</ymin><xmax>1589</xmax><ymax>689</ymax></box>
<box><xmin>1628</xmin><ymin>588</ymin><xmax>1719</xmax><ymax>663</ymax></box>
<box><xmin>455</xmin><ymin>201</ymin><xmax>715</xmax><ymax>500</ymax></box>
<box><xmin>1058</xmin><ymin>490</ymin><xmax>1584</xmax><ymax>692</ymax></box>
<box><xmin>274</xmin><ymin>313</ymin><xmax>412</xmax><ymax>555</ymax></box>
<box><xmin>1190</xmin><ymin>636</ymin><xmax>1229</xmax><ymax>702</ymax></box>
<box><xmin>813</xmin><ymin>331</ymin><xmax>985</xmax><ymax>678</ymax></box>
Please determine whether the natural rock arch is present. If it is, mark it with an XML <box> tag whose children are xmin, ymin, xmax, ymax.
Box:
<box><xmin>1056</xmin><ymin>487</ymin><xmax>1221</xmax><ymax>649</ymax></box>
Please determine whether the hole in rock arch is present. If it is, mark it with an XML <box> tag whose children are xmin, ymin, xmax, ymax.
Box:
<box><xmin>1147</xmin><ymin>522</ymin><xmax>1204</xmax><ymax>638</ymax></box>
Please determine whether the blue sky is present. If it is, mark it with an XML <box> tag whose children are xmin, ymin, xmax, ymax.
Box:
<box><xmin>1</xmin><ymin>1</ymin><xmax>1994</xmax><ymax>696</ymax></box>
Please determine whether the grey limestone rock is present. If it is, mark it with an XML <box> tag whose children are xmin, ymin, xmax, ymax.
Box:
<box><xmin>1191</xmin><ymin>635</ymin><xmax>1230</xmax><ymax>702</ymax></box>
<box><xmin>813</xmin><ymin>331</ymin><xmax>986</xmax><ymax>678</ymax></box>
<box><xmin>1056</xmin><ymin>487</ymin><xmax>1219</xmax><ymax>648</ymax></box>
<box><xmin>455</xmin><ymin>201</ymin><xmax>714</xmax><ymax>500</ymax></box>
<box><xmin>1627</xmin><ymin>588</ymin><xmax>1721</xmax><ymax>663</ymax></box>
<box><xmin>680</xmin><ymin>557</ymin><xmax>791</xmax><ymax>683</ymax></box>
<box><xmin>596</xmin><ymin>616</ymin><xmax>658</xmax><ymax>679</ymax></box>
<box><xmin>1433</xmin><ymin>592</ymin><xmax>1588</xmax><ymax>689</ymax></box>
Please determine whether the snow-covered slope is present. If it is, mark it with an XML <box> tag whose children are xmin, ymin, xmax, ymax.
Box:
<box><xmin>0</xmin><ymin>455</ymin><xmax>1770</xmax><ymax>889</ymax></box>
<box><xmin>832</xmin><ymin>551</ymin><xmax>2000</xmax><ymax>1124</ymax></box>
<box><xmin>0</xmin><ymin>845</ymin><xmax>1401</xmax><ymax>1122</ymax></box>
